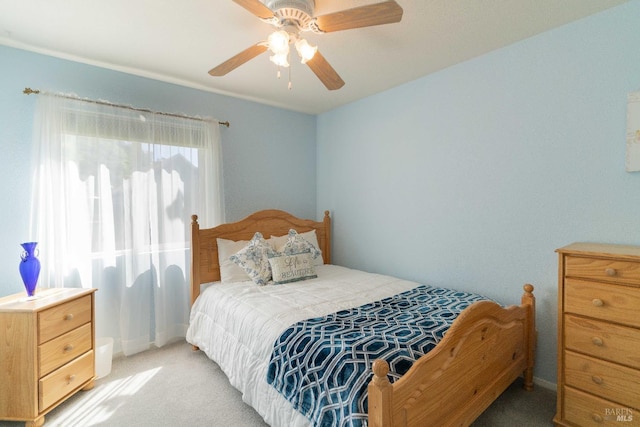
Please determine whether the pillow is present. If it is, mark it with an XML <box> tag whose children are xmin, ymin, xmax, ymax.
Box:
<box><xmin>216</xmin><ymin>238</ymin><xmax>251</xmax><ymax>283</ymax></box>
<box><xmin>230</xmin><ymin>232</ymin><xmax>276</xmax><ymax>286</ymax></box>
<box><xmin>268</xmin><ymin>251</ymin><xmax>317</xmax><ymax>284</ymax></box>
<box><xmin>270</xmin><ymin>229</ymin><xmax>324</xmax><ymax>266</ymax></box>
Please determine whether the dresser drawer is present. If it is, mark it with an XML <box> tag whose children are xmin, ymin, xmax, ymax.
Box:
<box><xmin>565</xmin><ymin>256</ymin><xmax>640</xmax><ymax>286</ymax></box>
<box><xmin>38</xmin><ymin>295</ymin><xmax>92</xmax><ymax>344</ymax></box>
<box><xmin>39</xmin><ymin>350</ymin><xmax>94</xmax><ymax>411</ymax></box>
<box><xmin>565</xmin><ymin>351</ymin><xmax>640</xmax><ymax>410</ymax></box>
<box><xmin>563</xmin><ymin>387</ymin><xmax>639</xmax><ymax>426</ymax></box>
<box><xmin>565</xmin><ymin>314</ymin><xmax>640</xmax><ymax>369</ymax></box>
<box><xmin>39</xmin><ymin>323</ymin><xmax>93</xmax><ymax>377</ymax></box>
<box><xmin>565</xmin><ymin>279</ymin><xmax>640</xmax><ymax>328</ymax></box>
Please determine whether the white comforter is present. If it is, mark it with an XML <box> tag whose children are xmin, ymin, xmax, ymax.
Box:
<box><xmin>186</xmin><ymin>264</ymin><xmax>421</xmax><ymax>427</ymax></box>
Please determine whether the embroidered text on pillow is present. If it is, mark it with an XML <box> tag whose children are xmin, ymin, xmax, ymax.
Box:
<box><xmin>269</xmin><ymin>251</ymin><xmax>317</xmax><ymax>284</ymax></box>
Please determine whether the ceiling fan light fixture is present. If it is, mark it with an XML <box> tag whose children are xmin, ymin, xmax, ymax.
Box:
<box><xmin>267</xmin><ymin>30</ymin><xmax>290</xmax><ymax>55</ymax></box>
<box><xmin>269</xmin><ymin>52</ymin><xmax>290</xmax><ymax>68</ymax></box>
<box><xmin>295</xmin><ymin>38</ymin><xmax>317</xmax><ymax>63</ymax></box>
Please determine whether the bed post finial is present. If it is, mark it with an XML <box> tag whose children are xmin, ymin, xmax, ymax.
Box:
<box><xmin>372</xmin><ymin>359</ymin><xmax>390</xmax><ymax>385</ymax></box>
<box><xmin>191</xmin><ymin>214</ymin><xmax>199</xmax><ymax>225</ymax></box>
<box><xmin>368</xmin><ymin>359</ymin><xmax>392</xmax><ymax>427</ymax></box>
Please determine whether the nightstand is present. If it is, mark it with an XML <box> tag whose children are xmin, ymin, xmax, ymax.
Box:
<box><xmin>0</xmin><ymin>288</ymin><xmax>97</xmax><ymax>427</ymax></box>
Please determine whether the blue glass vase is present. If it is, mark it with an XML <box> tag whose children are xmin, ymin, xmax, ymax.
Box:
<box><xmin>19</xmin><ymin>242</ymin><xmax>41</xmax><ymax>299</ymax></box>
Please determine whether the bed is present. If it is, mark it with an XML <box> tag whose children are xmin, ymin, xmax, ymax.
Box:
<box><xmin>186</xmin><ymin>209</ymin><xmax>536</xmax><ymax>427</ymax></box>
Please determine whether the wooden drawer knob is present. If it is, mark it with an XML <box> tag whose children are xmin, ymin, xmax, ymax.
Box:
<box><xmin>592</xmin><ymin>299</ymin><xmax>604</xmax><ymax>307</ymax></box>
<box><xmin>67</xmin><ymin>374</ymin><xmax>76</xmax><ymax>384</ymax></box>
<box><xmin>63</xmin><ymin>344</ymin><xmax>74</xmax><ymax>352</ymax></box>
<box><xmin>592</xmin><ymin>337</ymin><xmax>604</xmax><ymax>346</ymax></box>
<box><xmin>592</xmin><ymin>375</ymin><xmax>603</xmax><ymax>384</ymax></box>
<box><xmin>605</xmin><ymin>268</ymin><xmax>617</xmax><ymax>276</ymax></box>
<box><xmin>592</xmin><ymin>413</ymin><xmax>603</xmax><ymax>423</ymax></box>
<box><xmin>64</xmin><ymin>313</ymin><xmax>74</xmax><ymax>321</ymax></box>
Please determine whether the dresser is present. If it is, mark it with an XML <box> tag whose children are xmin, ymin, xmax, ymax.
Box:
<box><xmin>0</xmin><ymin>288</ymin><xmax>97</xmax><ymax>427</ymax></box>
<box><xmin>554</xmin><ymin>243</ymin><xmax>640</xmax><ymax>426</ymax></box>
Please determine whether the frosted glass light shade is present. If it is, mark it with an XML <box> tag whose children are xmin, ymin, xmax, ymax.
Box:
<box><xmin>268</xmin><ymin>31</ymin><xmax>290</xmax><ymax>55</ymax></box>
<box><xmin>269</xmin><ymin>53</ymin><xmax>290</xmax><ymax>67</ymax></box>
<box><xmin>295</xmin><ymin>38</ymin><xmax>317</xmax><ymax>63</ymax></box>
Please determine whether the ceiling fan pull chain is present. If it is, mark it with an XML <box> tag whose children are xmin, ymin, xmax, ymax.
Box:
<box><xmin>288</xmin><ymin>62</ymin><xmax>293</xmax><ymax>90</ymax></box>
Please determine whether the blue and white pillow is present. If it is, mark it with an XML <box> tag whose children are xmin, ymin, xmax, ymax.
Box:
<box><xmin>230</xmin><ymin>232</ymin><xmax>276</xmax><ymax>285</ymax></box>
<box><xmin>280</xmin><ymin>229</ymin><xmax>322</xmax><ymax>262</ymax></box>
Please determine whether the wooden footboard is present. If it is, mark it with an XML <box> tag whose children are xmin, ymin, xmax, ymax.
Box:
<box><xmin>368</xmin><ymin>284</ymin><xmax>536</xmax><ymax>427</ymax></box>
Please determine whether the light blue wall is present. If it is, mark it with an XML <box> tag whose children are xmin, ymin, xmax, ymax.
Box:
<box><xmin>317</xmin><ymin>1</ymin><xmax>640</xmax><ymax>384</ymax></box>
<box><xmin>0</xmin><ymin>45</ymin><xmax>316</xmax><ymax>297</ymax></box>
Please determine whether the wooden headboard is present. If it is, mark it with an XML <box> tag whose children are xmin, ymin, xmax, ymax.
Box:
<box><xmin>190</xmin><ymin>209</ymin><xmax>331</xmax><ymax>305</ymax></box>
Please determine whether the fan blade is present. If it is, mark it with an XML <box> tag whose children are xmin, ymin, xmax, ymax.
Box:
<box><xmin>209</xmin><ymin>43</ymin><xmax>268</xmax><ymax>76</ymax></box>
<box><xmin>306</xmin><ymin>51</ymin><xmax>345</xmax><ymax>90</ymax></box>
<box><xmin>232</xmin><ymin>0</ymin><xmax>275</xmax><ymax>20</ymax></box>
<box><xmin>314</xmin><ymin>0</ymin><xmax>403</xmax><ymax>33</ymax></box>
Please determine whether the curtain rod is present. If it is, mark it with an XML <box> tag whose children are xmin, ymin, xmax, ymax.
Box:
<box><xmin>22</xmin><ymin>88</ymin><xmax>230</xmax><ymax>128</ymax></box>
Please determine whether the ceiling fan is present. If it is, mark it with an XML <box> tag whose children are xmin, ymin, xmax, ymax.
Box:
<box><xmin>209</xmin><ymin>0</ymin><xmax>404</xmax><ymax>90</ymax></box>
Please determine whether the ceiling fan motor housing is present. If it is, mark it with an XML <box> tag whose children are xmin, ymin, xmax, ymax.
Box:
<box><xmin>266</xmin><ymin>0</ymin><xmax>315</xmax><ymax>30</ymax></box>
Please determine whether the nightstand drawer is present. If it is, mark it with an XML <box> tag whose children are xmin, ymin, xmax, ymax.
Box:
<box><xmin>38</xmin><ymin>295</ymin><xmax>92</xmax><ymax>344</ymax></box>
<box><xmin>565</xmin><ymin>279</ymin><xmax>640</xmax><ymax>328</ymax></box>
<box><xmin>39</xmin><ymin>323</ymin><xmax>93</xmax><ymax>377</ymax></box>
<box><xmin>565</xmin><ymin>314</ymin><xmax>640</xmax><ymax>369</ymax></box>
<box><xmin>564</xmin><ymin>387</ymin><xmax>638</xmax><ymax>426</ymax></box>
<box><xmin>565</xmin><ymin>256</ymin><xmax>640</xmax><ymax>286</ymax></box>
<box><xmin>565</xmin><ymin>351</ymin><xmax>640</xmax><ymax>410</ymax></box>
<box><xmin>39</xmin><ymin>350</ymin><xmax>94</xmax><ymax>411</ymax></box>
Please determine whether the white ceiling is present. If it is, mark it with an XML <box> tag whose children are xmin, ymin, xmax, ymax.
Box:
<box><xmin>0</xmin><ymin>0</ymin><xmax>630</xmax><ymax>114</ymax></box>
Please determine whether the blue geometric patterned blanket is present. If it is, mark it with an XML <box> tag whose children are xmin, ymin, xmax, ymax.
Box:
<box><xmin>266</xmin><ymin>284</ymin><xmax>490</xmax><ymax>427</ymax></box>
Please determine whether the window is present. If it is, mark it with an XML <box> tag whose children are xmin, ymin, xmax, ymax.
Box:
<box><xmin>31</xmin><ymin>95</ymin><xmax>224</xmax><ymax>356</ymax></box>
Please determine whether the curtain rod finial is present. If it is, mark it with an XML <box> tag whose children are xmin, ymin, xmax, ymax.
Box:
<box><xmin>23</xmin><ymin>88</ymin><xmax>40</xmax><ymax>95</ymax></box>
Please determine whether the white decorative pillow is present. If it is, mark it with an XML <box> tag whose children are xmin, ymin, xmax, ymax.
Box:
<box><xmin>271</xmin><ymin>229</ymin><xmax>324</xmax><ymax>266</ymax></box>
<box><xmin>268</xmin><ymin>251</ymin><xmax>317</xmax><ymax>284</ymax></box>
<box><xmin>230</xmin><ymin>232</ymin><xmax>275</xmax><ymax>286</ymax></box>
<box><xmin>217</xmin><ymin>238</ymin><xmax>251</xmax><ymax>283</ymax></box>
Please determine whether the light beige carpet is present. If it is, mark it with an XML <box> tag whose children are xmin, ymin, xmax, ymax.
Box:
<box><xmin>0</xmin><ymin>340</ymin><xmax>556</xmax><ymax>426</ymax></box>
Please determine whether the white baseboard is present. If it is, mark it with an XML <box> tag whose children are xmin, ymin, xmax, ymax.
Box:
<box><xmin>533</xmin><ymin>376</ymin><xmax>557</xmax><ymax>392</ymax></box>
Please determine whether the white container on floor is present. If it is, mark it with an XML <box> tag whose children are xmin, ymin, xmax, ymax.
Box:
<box><xmin>95</xmin><ymin>337</ymin><xmax>114</xmax><ymax>378</ymax></box>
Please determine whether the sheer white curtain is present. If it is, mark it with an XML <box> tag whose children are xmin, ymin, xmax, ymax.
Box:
<box><xmin>30</xmin><ymin>94</ymin><xmax>224</xmax><ymax>356</ymax></box>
